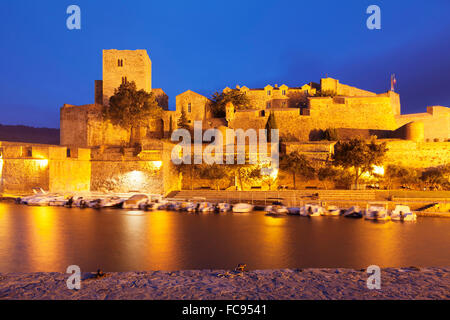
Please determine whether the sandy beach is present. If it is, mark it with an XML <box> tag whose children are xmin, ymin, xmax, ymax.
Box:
<box><xmin>0</xmin><ymin>267</ymin><xmax>448</xmax><ymax>300</ymax></box>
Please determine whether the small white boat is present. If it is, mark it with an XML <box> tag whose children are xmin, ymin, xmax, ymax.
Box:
<box><xmin>19</xmin><ymin>188</ymin><xmax>48</xmax><ymax>204</ymax></box>
<box><xmin>122</xmin><ymin>194</ymin><xmax>149</xmax><ymax>209</ymax></box>
<box><xmin>364</xmin><ymin>202</ymin><xmax>390</xmax><ymax>221</ymax></box>
<box><xmin>322</xmin><ymin>205</ymin><xmax>340</xmax><ymax>216</ymax></box>
<box><xmin>232</xmin><ymin>203</ymin><xmax>253</xmax><ymax>213</ymax></box>
<box><xmin>90</xmin><ymin>196</ymin><xmax>124</xmax><ymax>209</ymax></box>
<box><xmin>198</xmin><ymin>202</ymin><xmax>214</xmax><ymax>213</ymax></box>
<box><xmin>390</xmin><ymin>205</ymin><xmax>417</xmax><ymax>221</ymax></box>
<box><xmin>343</xmin><ymin>206</ymin><xmax>363</xmax><ymax>218</ymax></box>
<box><xmin>217</xmin><ymin>203</ymin><xmax>231</xmax><ymax>212</ymax></box>
<box><xmin>27</xmin><ymin>194</ymin><xmax>62</xmax><ymax>206</ymax></box>
<box><xmin>300</xmin><ymin>204</ymin><xmax>324</xmax><ymax>217</ymax></box>
<box><xmin>265</xmin><ymin>200</ymin><xmax>288</xmax><ymax>215</ymax></box>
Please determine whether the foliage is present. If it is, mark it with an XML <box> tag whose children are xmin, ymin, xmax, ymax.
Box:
<box><xmin>384</xmin><ymin>165</ymin><xmax>420</xmax><ymax>189</ymax></box>
<box><xmin>209</xmin><ymin>90</ymin><xmax>251</xmax><ymax>117</ymax></box>
<box><xmin>420</xmin><ymin>168</ymin><xmax>449</xmax><ymax>190</ymax></box>
<box><xmin>287</xmin><ymin>91</ymin><xmax>309</xmax><ymax>108</ymax></box>
<box><xmin>104</xmin><ymin>81</ymin><xmax>162</xmax><ymax>146</ymax></box>
<box><xmin>332</xmin><ymin>137</ymin><xmax>388</xmax><ymax>186</ymax></box>
<box><xmin>323</xmin><ymin>128</ymin><xmax>339</xmax><ymax>141</ymax></box>
<box><xmin>280</xmin><ymin>151</ymin><xmax>315</xmax><ymax>189</ymax></box>
<box><xmin>265</xmin><ymin>111</ymin><xmax>278</xmax><ymax>141</ymax></box>
<box><xmin>105</xmin><ymin>81</ymin><xmax>162</xmax><ymax>129</ymax></box>
<box><xmin>197</xmin><ymin>163</ymin><xmax>232</xmax><ymax>190</ymax></box>
<box><xmin>177</xmin><ymin>107</ymin><xmax>190</xmax><ymax>130</ymax></box>
<box><xmin>314</xmin><ymin>89</ymin><xmax>337</xmax><ymax>97</ymax></box>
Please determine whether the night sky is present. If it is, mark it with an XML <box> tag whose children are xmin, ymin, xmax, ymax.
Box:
<box><xmin>1</xmin><ymin>0</ymin><xmax>449</xmax><ymax>128</ymax></box>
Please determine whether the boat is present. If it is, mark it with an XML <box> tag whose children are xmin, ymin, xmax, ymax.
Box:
<box><xmin>122</xmin><ymin>194</ymin><xmax>149</xmax><ymax>209</ymax></box>
<box><xmin>27</xmin><ymin>194</ymin><xmax>63</xmax><ymax>206</ymax></box>
<box><xmin>390</xmin><ymin>205</ymin><xmax>417</xmax><ymax>221</ymax></box>
<box><xmin>217</xmin><ymin>202</ymin><xmax>231</xmax><ymax>212</ymax></box>
<box><xmin>287</xmin><ymin>207</ymin><xmax>301</xmax><ymax>215</ymax></box>
<box><xmin>18</xmin><ymin>187</ymin><xmax>48</xmax><ymax>204</ymax></box>
<box><xmin>364</xmin><ymin>202</ymin><xmax>390</xmax><ymax>221</ymax></box>
<box><xmin>232</xmin><ymin>203</ymin><xmax>253</xmax><ymax>213</ymax></box>
<box><xmin>322</xmin><ymin>205</ymin><xmax>341</xmax><ymax>216</ymax></box>
<box><xmin>265</xmin><ymin>200</ymin><xmax>288</xmax><ymax>216</ymax></box>
<box><xmin>90</xmin><ymin>196</ymin><xmax>124</xmax><ymax>209</ymax></box>
<box><xmin>343</xmin><ymin>206</ymin><xmax>363</xmax><ymax>218</ymax></box>
<box><xmin>300</xmin><ymin>203</ymin><xmax>324</xmax><ymax>217</ymax></box>
<box><xmin>197</xmin><ymin>202</ymin><xmax>215</xmax><ymax>213</ymax></box>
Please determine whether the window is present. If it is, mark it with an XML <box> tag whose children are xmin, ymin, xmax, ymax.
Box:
<box><xmin>122</xmin><ymin>76</ymin><xmax>127</xmax><ymax>84</ymax></box>
<box><xmin>282</xmin><ymin>90</ymin><xmax>286</xmax><ymax>96</ymax></box>
<box><xmin>66</xmin><ymin>148</ymin><xmax>71</xmax><ymax>158</ymax></box>
<box><xmin>260</xmin><ymin>110</ymin><xmax>265</xmax><ymax>117</ymax></box>
<box><xmin>266</xmin><ymin>102</ymin><xmax>271</xmax><ymax>108</ymax></box>
<box><xmin>118</xmin><ymin>59</ymin><xmax>123</xmax><ymax>67</ymax></box>
<box><xmin>267</xmin><ymin>90</ymin><xmax>271</xmax><ymax>96</ymax></box>
<box><xmin>188</xmin><ymin>103</ymin><xmax>191</xmax><ymax>113</ymax></box>
<box><xmin>25</xmin><ymin>147</ymin><xmax>32</xmax><ymax>157</ymax></box>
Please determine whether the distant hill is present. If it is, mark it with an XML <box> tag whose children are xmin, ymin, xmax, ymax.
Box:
<box><xmin>0</xmin><ymin>124</ymin><xmax>60</xmax><ymax>145</ymax></box>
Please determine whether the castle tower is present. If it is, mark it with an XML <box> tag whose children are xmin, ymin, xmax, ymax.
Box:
<box><xmin>101</xmin><ymin>49</ymin><xmax>152</xmax><ymax>106</ymax></box>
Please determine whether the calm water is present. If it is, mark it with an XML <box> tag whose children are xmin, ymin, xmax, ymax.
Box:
<box><xmin>0</xmin><ymin>202</ymin><xmax>449</xmax><ymax>272</ymax></box>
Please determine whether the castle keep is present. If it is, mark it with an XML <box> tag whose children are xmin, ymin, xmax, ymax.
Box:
<box><xmin>1</xmin><ymin>49</ymin><xmax>449</xmax><ymax>194</ymax></box>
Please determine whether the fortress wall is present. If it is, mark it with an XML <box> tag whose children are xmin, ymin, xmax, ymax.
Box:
<box><xmin>0</xmin><ymin>143</ymin><xmax>91</xmax><ymax>193</ymax></box>
<box><xmin>395</xmin><ymin>106</ymin><xmax>449</xmax><ymax>141</ymax></box>
<box><xmin>320</xmin><ymin>78</ymin><xmax>376</xmax><ymax>96</ymax></box>
<box><xmin>383</xmin><ymin>140</ymin><xmax>450</xmax><ymax>168</ymax></box>
<box><xmin>60</xmin><ymin>104</ymin><xmax>90</xmax><ymax>147</ymax></box>
<box><xmin>90</xmin><ymin>160</ymin><xmax>164</xmax><ymax>194</ymax></box>
<box><xmin>228</xmin><ymin>96</ymin><xmax>397</xmax><ymax>141</ymax></box>
<box><xmin>102</xmin><ymin>49</ymin><xmax>152</xmax><ymax>106</ymax></box>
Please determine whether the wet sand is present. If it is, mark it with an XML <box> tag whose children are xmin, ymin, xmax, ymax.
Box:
<box><xmin>0</xmin><ymin>267</ymin><xmax>449</xmax><ymax>300</ymax></box>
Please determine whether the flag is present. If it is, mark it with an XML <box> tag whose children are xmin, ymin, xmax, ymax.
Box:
<box><xmin>390</xmin><ymin>74</ymin><xmax>397</xmax><ymax>91</ymax></box>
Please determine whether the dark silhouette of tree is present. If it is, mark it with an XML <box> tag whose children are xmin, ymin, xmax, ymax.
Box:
<box><xmin>332</xmin><ymin>137</ymin><xmax>387</xmax><ymax>186</ymax></box>
<box><xmin>265</xmin><ymin>111</ymin><xmax>278</xmax><ymax>141</ymax></box>
<box><xmin>177</xmin><ymin>107</ymin><xmax>190</xmax><ymax>130</ymax></box>
<box><xmin>210</xmin><ymin>90</ymin><xmax>251</xmax><ymax>117</ymax></box>
<box><xmin>104</xmin><ymin>81</ymin><xmax>162</xmax><ymax>146</ymax></box>
<box><xmin>280</xmin><ymin>151</ymin><xmax>315</xmax><ymax>189</ymax></box>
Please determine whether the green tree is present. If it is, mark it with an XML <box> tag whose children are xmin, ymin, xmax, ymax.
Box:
<box><xmin>314</xmin><ymin>89</ymin><xmax>337</xmax><ymax>97</ymax></box>
<box><xmin>104</xmin><ymin>81</ymin><xmax>162</xmax><ymax>146</ymax></box>
<box><xmin>280</xmin><ymin>151</ymin><xmax>315</xmax><ymax>189</ymax></box>
<box><xmin>177</xmin><ymin>107</ymin><xmax>190</xmax><ymax>130</ymax></box>
<box><xmin>197</xmin><ymin>163</ymin><xmax>232</xmax><ymax>190</ymax></box>
<box><xmin>332</xmin><ymin>137</ymin><xmax>387</xmax><ymax>186</ymax></box>
<box><xmin>318</xmin><ymin>165</ymin><xmax>339</xmax><ymax>189</ymax></box>
<box><xmin>323</xmin><ymin>128</ymin><xmax>339</xmax><ymax>141</ymax></box>
<box><xmin>210</xmin><ymin>90</ymin><xmax>251</xmax><ymax>117</ymax></box>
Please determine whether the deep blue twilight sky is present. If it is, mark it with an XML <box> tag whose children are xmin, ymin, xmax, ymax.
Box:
<box><xmin>1</xmin><ymin>0</ymin><xmax>450</xmax><ymax>128</ymax></box>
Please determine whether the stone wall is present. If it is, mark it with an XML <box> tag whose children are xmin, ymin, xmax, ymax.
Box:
<box><xmin>0</xmin><ymin>142</ymin><xmax>91</xmax><ymax>194</ymax></box>
<box><xmin>227</xmin><ymin>95</ymin><xmax>398</xmax><ymax>141</ymax></box>
<box><xmin>320</xmin><ymin>78</ymin><xmax>377</xmax><ymax>97</ymax></box>
<box><xmin>102</xmin><ymin>49</ymin><xmax>152</xmax><ymax>106</ymax></box>
<box><xmin>395</xmin><ymin>106</ymin><xmax>449</xmax><ymax>141</ymax></box>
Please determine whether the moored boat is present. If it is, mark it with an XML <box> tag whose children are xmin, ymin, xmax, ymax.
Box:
<box><xmin>343</xmin><ymin>206</ymin><xmax>363</xmax><ymax>218</ymax></box>
<box><xmin>390</xmin><ymin>205</ymin><xmax>417</xmax><ymax>221</ymax></box>
<box><xmin>232</xmin><ymin>203</ymin><xmax>253</xmax><ymax>213</ymax></box>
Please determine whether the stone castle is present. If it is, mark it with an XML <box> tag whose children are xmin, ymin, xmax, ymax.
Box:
<box><xmin>1</xmin><ymin>49</ymin><xmax>449</xmax><ymax>194</ymax></box>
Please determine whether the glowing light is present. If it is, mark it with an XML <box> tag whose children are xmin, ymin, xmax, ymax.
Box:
<box><xmin>152</xmin><ymin>161</ymin><xmax>162</xmax><ymax>169</ymax></box>
<box><xmin>35</xmin><ymin>159</ymin><xmax>48</xmax><ymax>168</ymax></box>
<box><xmin>270</xmin><ymin>168</ymin><xmax>279</xmax><ymax>180</ymax></box>
<box><xmin>373</xmin><ymin>165</ymin><xmax>385</xmax><ymax>176</ymax></box>
<box><xmin>123</xmin><ymin>170</ymin><xmax>146</xmax><ymax>190</ymax></box>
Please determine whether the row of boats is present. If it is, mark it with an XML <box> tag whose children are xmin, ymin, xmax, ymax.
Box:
<box><xmin>15</xmin><ymin>189</ymin><xmax>417</xmax><ymax>221</ymax></box>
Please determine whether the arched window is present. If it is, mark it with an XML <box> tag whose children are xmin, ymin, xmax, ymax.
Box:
<box><xmin>122</xmin><ymin>76</ymin><xmax>127</xmax><ymax>84</ymax></box>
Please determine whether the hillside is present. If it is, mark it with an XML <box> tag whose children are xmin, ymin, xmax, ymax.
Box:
<box><xmin>0</xmin><ymin>124</ymin><xmax>60</xmax><ymax>145</ymax></box>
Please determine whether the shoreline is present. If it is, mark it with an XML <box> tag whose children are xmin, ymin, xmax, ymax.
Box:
<box><xmin>0</xmin><ymin>267</ymin><xmax>449</xmax><ymax>300</ymax></box>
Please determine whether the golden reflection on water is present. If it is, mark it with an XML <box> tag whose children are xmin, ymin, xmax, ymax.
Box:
<box><xmin>27</xmin><ymin>206</ymin><xmax>62</xmax><ymax>271</ymax></box>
